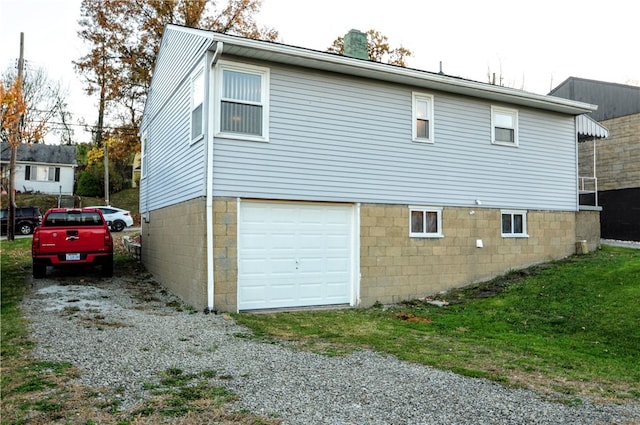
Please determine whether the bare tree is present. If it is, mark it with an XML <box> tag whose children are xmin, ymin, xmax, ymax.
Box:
<box><xmin>2</xmin><ymin>65</ymin><xmax>70</xmax><ymax>144</ymax></box>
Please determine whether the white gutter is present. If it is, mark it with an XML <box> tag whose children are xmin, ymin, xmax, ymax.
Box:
<box><xmin>206</xmin><ymin>41</ymin><xmax>223</xmax><ymax>313</ymax></box>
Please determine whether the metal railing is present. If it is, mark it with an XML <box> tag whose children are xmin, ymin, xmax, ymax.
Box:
<box><xmin>578</xmin><ymin>176</ymin><xmax>598</xmax><ymax>206</ymax></box>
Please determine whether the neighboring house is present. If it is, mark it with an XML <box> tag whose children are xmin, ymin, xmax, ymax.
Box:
<box><xmin>550</xmin><ymin>78</ymin><xmax>640</xmax><ymax>241</ymax></box>
<box><xmin>140</xmin><ymin>25</ymin><xmax>598</xmax><ymax>313</ymax></box>
<box><xmin>1</xmin><ymin>142</ymin><xmax>77</xmax><ymax>195</ymax></box>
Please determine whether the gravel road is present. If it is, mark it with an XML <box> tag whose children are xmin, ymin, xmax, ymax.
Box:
<box><xmin>22</xmin><ymin>273</ymin><xmax>640</xmax><ymax>425</ymax></box>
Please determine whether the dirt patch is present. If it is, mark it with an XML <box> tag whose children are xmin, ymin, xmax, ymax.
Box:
<box><xmin>394</xmin><ymin>312</ymin><xmax>433</xmax><ymax>323</ymax></box>
<box><xmin>429</xmin><ymin>264</ymin><xmax>552</xmax><ymax>304</ymax></box>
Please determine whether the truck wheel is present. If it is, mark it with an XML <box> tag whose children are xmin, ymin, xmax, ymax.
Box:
<box><xmin>18</xmin><ymin>223</ymin><xmax>33</xmax><ymax>235</ymax></box>
<box><xmin>102</xmin><ymin>256</ymin><xmax>113</xmax><ymax>277</ymax></box>
<box><xmin>33</xmin><ymin>262</ymin><xmax>46</xmax><ymax>278</ymax></box>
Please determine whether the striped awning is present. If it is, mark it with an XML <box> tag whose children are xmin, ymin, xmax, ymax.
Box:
<box><xmin>577</xmin><ymin>114</ymin><xmax>609</xmax><ymax>141</ymax></box>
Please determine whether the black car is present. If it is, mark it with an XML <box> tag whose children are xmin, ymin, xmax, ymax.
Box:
<box><xmin>0</xmin><ymin>206</ymin><xmax>42</xmax><ymax>235</ymax></box>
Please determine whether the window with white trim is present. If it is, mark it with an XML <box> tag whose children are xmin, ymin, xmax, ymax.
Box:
<box><xmin>409</xmin><ymin>206</ymin><xmax>443</xmax><ymax>237</ymax></box>
<box><xmin>141</xmin><ymin>132</ymin><xmax>147</xmax><ymax>178</ymax></box>
<box><xmin>412</xmin><ymin>92</ymin><xmax>434</xmax><ymax>143</ymax></box>
<box><xmin>25</xmin><ymin>165</ymin><xmax>60</xmax><ymax>182</ymax></box>
<box><xmin>216</xmin><ymin>61</ymin><xmax>269</xmax><ymax>141</ymax></box>
<box><xmin>501</xmin><ymin>210</ymin><xmax>528</xmax><ymax>237</ymax></box>
<box><xmin>191</xmin><ymin>68</ymin><xmax>205</xmax><ymax>142</ymax></box>
<box><xmin>491</xmin><ymin>106</ymin><xmax>518</xmax><ymax>146</ymax></box>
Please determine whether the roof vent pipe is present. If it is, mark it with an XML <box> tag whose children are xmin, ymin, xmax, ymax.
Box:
<box><xmin>343</xmin><ymin>29</ymin><xmax>369</xmax><ymax>60</ymax></box>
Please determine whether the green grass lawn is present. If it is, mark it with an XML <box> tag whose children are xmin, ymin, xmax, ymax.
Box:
<box><xmin>108</xmin><ymin>188</ymin><xmax>140</xmax><ymax>216</ymax></box>
<box><xmin>234</xmin><ymin>246</ymin><xmax>640</xmax><ymax>401</ymax></box>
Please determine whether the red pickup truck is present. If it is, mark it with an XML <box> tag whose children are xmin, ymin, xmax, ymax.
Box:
<box><xmin>32</xmin><ymin>208</ymin><xmax>114</xmax><ymax>278</ymax></box>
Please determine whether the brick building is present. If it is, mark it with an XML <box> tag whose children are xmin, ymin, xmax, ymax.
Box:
<box><xmin>550</xmin><ymin>78</ymin><xmax>640</xmax><ymax>241</ymax></box>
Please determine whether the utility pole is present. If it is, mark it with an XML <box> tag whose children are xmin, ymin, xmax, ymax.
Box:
<box><xmin>104</xmin><ymin>141</ymin><xmax>109</xmax><ymax>206</ymax></box>
<box><xmin>7</xmin><ymin>33</ymin><xmax>25</xmax><ymax>241</ymax></box>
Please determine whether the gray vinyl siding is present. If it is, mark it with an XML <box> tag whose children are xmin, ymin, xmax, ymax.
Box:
<box><xmin>141</xmin><ymin>82</ymin><xmax>207</xmax><ymax>212</ymax></box>
<box><xmin>140</xmin><ymin>28</ymin><xmax>211</xmax><ymax>212</ymax></box>
<box><xmin>143</xmin><ymin>29</ymin><xmax>212</xmax><ymax>123</ymax></box>
<box><xmin>212</xmin><ymin>64</ymin><xmax>578</xmax><ymax>211</ymax></box>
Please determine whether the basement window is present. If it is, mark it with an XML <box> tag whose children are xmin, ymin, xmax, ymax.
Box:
<box><xmin>409</xmin><ymin>206</ymin><xmax>443</xmax><ymax>238</ymax></box>
<box><xmin>501</xmin><ymin>209</ymin><xmax>528</xmax><ymax>237</ymax></box>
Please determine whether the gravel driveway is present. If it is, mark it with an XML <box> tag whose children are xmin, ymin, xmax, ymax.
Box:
<box><xmin>22</xmin><ymin>273</ymin><xmax>640</xmax><ymax>425</ymax></box>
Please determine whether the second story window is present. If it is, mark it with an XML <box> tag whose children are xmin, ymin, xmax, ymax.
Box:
<box><xmin>492</xmin><ymin>106</ymin><xmax>518</xmax><ymax>146</ymax></box>
<box><xmin>141</xmin><ymin>132</ymin><xmax>147</xmax><ymax>178</ymax></box>
<box><xmin>412</xmin><ymin>92</ymin><xmax>434</xmax><ymax>143</ymax></box>
<box><xmin>217</xmin><ymin>62</ymin><xmax>269</xmax><ymax>141</ymax></box>
<box><xmin>191</xmin><ymin>69</ymin><xmax>204</xmax><ymax>142</ymax></box>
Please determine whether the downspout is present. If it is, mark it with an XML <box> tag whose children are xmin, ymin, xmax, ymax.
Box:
<box><xmin>205</xmin><ymin>41</ymin><xmax>223</xmax><ymax>313</ymax></box>
<box><xmin>575</xmin><ymin>116</ymin><xmax>580</xmax><ymax>212</ymax></box>
<box><xmin>593</xmin><ymin>138</ymin><xmax>598</xmax><ymax>207</ymax></box>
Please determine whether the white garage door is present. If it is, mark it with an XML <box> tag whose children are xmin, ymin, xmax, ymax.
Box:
<box><xmin>238</xmin><ymin>201</ymin><xmax>356</xmax><ymax>310</ymax></box>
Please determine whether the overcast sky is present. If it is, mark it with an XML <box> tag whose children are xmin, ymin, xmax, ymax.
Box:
<box><xmin>1</xmin><ymin>0</ymin><xmax>638</xmax><ymax>144</ymax></box>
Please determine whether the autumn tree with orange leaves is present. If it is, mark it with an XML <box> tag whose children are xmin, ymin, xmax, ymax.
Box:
<box><xmin>0</xmin><ymin>80</ymin><xmax>27</xmax><ymax>146</ymax></box>
<box><xmin>1</xmin><ymin>76</ymin><xmax>48</xmax><ymax>239</ymax></box>
<box><xmin>74</xmin><ymin>0</ymin><xmax>278</xmax><ymax>195</ymax></box>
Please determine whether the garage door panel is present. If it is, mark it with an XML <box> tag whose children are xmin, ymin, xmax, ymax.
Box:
<box><xmin>270</xmin><ymin>283</ymin><xmax>298</xmax><ymax>299</ymax></box>
<box><xmin>298</xmin><ymin>233</ymin><xmax>325</xmax><ymax>247</ymax></box>
<box><xmin>238</xmin><ymin>202</ymin><xmax>355</xmax><ymax>310</ymax></box>
<box><xmin>325</xmin><ymin>286</ymin><xmax>350</xmax><ymax>299</ymax></box>
<box><xmin>239</xmin><ymin>280</ymin><xmax>267</xmax><ymax>303</ymax></box>
<box><xmin>271</xmin><ymin>233</ymin><xmax>297</xmax><ymax>247</ymax></box>
<box><xmin>326</xmin><ymin>258</ymin><xmax>349</xmax><ymax>272</ymax></box>
<box><xmin>271</xmin><ymin>258</ymin><xmax>297</xmax><ymax>273</ymax></box>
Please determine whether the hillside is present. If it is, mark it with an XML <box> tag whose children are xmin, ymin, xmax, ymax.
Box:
<box><xmin>1</xmin><ymin>188</ymin><xmax>140</xmax><ymax>225</ymax></box>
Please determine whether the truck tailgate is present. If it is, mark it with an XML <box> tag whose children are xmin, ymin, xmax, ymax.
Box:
<box><xmin>36</xmin><ymin>227</ymin><xmax>110</xmax><ymax>254</ymax></box>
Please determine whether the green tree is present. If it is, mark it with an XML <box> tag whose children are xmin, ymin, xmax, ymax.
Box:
<box><xmin>327</xmin><ymin>29</ymin><xmax>412</xmax><ymax>67</ymax></box>
<box><xmin>77</xmin><ymin>162</ymin><xmax>125</xmax><ymax>197</ymax></box>
<box><xmin>77</xmin><ymin>170</ymin><xmax>101</xmax><ymax>196</ymax></box>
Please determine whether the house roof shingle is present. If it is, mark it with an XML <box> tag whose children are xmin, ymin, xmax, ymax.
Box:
<box><xmin>0</xmin><ymin>142</ymin><xmax>77</xmax><ymax>166</ymax></box>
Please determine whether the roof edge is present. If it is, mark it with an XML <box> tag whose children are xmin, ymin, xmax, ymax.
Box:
<box><xmin>166</xmin><ymin>25</ymin><xmax>597</xmax><ymax>115</ymax></box>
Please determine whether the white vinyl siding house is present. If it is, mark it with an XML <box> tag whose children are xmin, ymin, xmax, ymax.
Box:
<box><xmin>139</xmin><ymin>25</ymin><xmax>596</xmax><ymax>313</ymax></box>
<box><xmin>1</xmin><ymin>142</ymin><xmax>76</xmax><ymax>195</ymax></box>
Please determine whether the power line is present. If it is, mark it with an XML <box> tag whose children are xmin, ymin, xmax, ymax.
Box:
<box><xmin>24</xmin><ymin>120</ymin><xmax>139</xmax><ymax>133</ymax></box>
